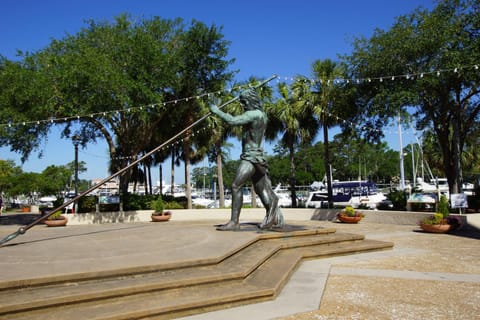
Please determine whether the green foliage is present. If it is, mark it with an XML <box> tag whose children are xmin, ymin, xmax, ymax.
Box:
<box><xmin>345</xmin><ymin>0</ymin><xmax>480</xmax><ymax>193</ymax></box>
<box><xmin>344</xmin><ymin>206</ymin><xmax>356</xmax><ymax>216</ymax></box>
<box><xmin>164</xmin><ymin>201</ymin><xmax>184</xmax><ymax>209</ymax></box>
<box><xmin>78</xmin><ymin>196</ymin><xmax>97</xmax><ymax>213</ymax></box>
<box><xmin>48</xmin><ymin>211</ymin><xmax>63</xmax><ymax>220</ymax></box>
<box><xmin>0</xmin><ymin>14</ymin><xmax>234</xmax><ymax>200</ymax></box>
<box><xmin>8</xmin><ymin>172</ymin><xmax>41</xmax><ymax>197</ymax></box>
<box><xmin>151</xmin><ymin>197</ymin><xmax>165</xmax><ymax>213</ymax></box>
<box><xmin>123</xmin><ymin>193</ymin><xmax>156</xmax><ymax>211</ymax></box>
<box><xmin>38</xmin><ymin>165</ymin><xmax>72</xmax><ymax>196</ymax></box>
<box><xmin>0</xmin><ymin>56</ymin><xmax>54</xmax><ymax>162</ymax></box>
<box><xmin>421</xmin><ymin>213</ymin><xmax>444</xmax><ymax>225</ymax></box>
<box><xmin>387</xmin><ymin>190</ymin><xmax>407</xmax><ymax>210</ymax></box>
<box><xmin>437</xmin><ymin>195</ymin><xmax>450</xmax><ymax>218</ymax></box>
<box><xmin>0</xmin><ymin>160</ymin><xmax>18</xmax><ymax>194</ymax></box>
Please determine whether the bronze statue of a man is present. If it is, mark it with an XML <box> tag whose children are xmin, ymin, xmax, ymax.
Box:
<box><xmin>209</xmin><ymin>88</ymin><xmax>285</xmax><ymax>231</ymax></box>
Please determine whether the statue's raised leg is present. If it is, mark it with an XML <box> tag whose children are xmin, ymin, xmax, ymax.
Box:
<box><xmin>257</xmin><ymin>185</ymin><xmax>285</xmax><ymax>230</ymax></box>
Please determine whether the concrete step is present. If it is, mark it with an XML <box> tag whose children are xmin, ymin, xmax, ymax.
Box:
<box><xmin>0</xmin><ymin>228</ymin><xmax>393</xmax><ymax>319</ymax></box>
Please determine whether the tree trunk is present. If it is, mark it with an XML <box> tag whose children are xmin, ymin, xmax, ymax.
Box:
<box><xmin>323</xmin><ymin>123</ymin><xmax>333</xmax><ymax>208</ymax></box>
<box><xmin>289</xmin><ymin>141</ymin><xmax>297</xmax><ymax>208</ymax></box>
<box><xmin>435</xmin><ymin>104</ymin><xmax>464</xmax><ymax>196</ymax></box>
<box><xmin>184</xmin><ymin>143</ymin><xmax>192</xmax><ymax>209</ymax></box>
<box><xmin>159</xmin><ymin>164</ymin><xmax>163</xmax><ymax>196</ymax></box>
<box><xmin>170</xmin><ymin>148</ymin><xmax>175</xmax><ymax>196</ymax></box>
<box><xmin>216</xmin><ymin>148</ymin><xmax>225</xmax><ymax>208</ymax></box>
<box><xmin>146</xmin><ymin>163</ymin><xmax>152</xmax><ymax>195</ymax></box>
<box><xmin>185</xmin><ymin>158</ymin><xmax>192</xmax><ymax>209</ymax></box>
<box><xmin>451</xmin><ymin>110</ymin><xmax>463</xmax><ymax>194</ymax></box>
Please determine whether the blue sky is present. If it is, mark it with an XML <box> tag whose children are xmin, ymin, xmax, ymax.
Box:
<box><xmin>0</xmin><ymin>0</ymin><xmax>435</xmax><ymax>183</ymax></box>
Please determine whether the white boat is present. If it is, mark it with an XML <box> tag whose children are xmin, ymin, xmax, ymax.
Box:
<box><xmin>415</xmin><ymin>177</ymin><xmax>475</xmax><ymax>196</ymax></box>
<box><xmin>415</xmin><ymin>177</ymin><xmax>449</xmax><ymax>195</ymax></box>
<box><xmin>305</xmin><ymin>180</ymin><xmax>391</xmax><ymax>209</ymax></box>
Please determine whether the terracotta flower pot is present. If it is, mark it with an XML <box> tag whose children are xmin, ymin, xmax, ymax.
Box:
<box><xmin>419</xmin><ymin>223</ymin><xmax>452</xmax><ymax>233</ymax></box>
<box><xmin>337</xmin><ymin>214</ymin><xmax>362</xmax><ymax>223</ymax></box>
<box><xmin>151</xmin><ymin>211</ymin><xmax>172</xmax><ymax>222</ymax></box>
<box><xmin>44</xmin><ymin>215</ymin><xmax>68</xmax><ymax>227</ymax></box>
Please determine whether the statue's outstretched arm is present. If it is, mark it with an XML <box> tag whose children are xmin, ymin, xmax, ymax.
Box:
<box><xmin>210</xmin><ymin>105</ymin><xmax>257</xmax><ymax>126</ymax></box>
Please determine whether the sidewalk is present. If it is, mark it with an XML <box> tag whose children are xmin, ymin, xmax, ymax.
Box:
<box><xmin>1</xmin><ymin>209</ymin><xmax>479</xmax><ymax>319</ymax></box>
<box><xmin>179</xmin><ymin>219</ymin><xmax>480</xmax><ymax>320</ymax></box>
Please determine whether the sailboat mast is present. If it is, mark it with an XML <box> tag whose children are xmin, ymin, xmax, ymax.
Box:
<box><xmin>398</xmin><ymin>115</ymin><xmax>406</xmax><ymax>190</ymax></box>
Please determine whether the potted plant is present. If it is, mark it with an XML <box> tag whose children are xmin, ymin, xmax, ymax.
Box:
<box><xmin>337</xmin><ymin>206</ymin><xmax>364</xmax><ymax>223</ymax></box>
<box><xmin>150</xmin><ymin>197</ymin><xmax>171</xmax><ymax>222</ymax></box>
<box><xmin>419</xmin><ymin>195</ymin><xmax>460</xmax><ymax>233</ymax></box>
<box><xmin>44</xmin><ymin>210</ymin><xmax>68</xmax><ymax>227</ymax></box>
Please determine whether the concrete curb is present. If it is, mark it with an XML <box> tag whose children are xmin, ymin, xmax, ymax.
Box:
<box><xmin>60</xmin><ymin>208</ymin><xmax>480</xmax><ymax>230</ymax></box>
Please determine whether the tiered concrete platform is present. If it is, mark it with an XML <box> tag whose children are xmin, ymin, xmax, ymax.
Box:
<box><xmin>0</xmin><ymin>217</ymin><xmax>392</xmax><ymax>319</ymax></box>
<box><xmin>0</xmin><ymin>209</ymin><xmax>479</xmax><ymax>319</ymax></box>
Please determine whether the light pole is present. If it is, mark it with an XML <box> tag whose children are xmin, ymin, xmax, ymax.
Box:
<box><xmin>72</xmin><ymin>135</ymin><xmax>81</xmax><ymax>213</ymax></box>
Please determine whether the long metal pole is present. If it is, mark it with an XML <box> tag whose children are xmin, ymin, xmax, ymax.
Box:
<box><xmin>398</xmin><ymin>115</ymin><xmax>405</xmax><ymax>190</ymax></box>
<box><xmin>0</xmin><ymin>75</ymin><xmax>277</xmax><ymax>246</ymax></box>
<box><xmin>74</xmin><ymin>142</ymin><xmax>79</xmax><ymax>213</ymax></box>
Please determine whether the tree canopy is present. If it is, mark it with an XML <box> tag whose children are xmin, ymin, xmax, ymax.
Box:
<box><xmin>2</xmin><ymin>1</ymin><xmax>479</xmax><ymax>206</ymax></box>
<box><xmin>0</xmin><ymin>14</ymin><xmax>234</xmax><ymax>201</ymax></box>
<box><xmin>344</xmin><ymin>0</ymin><xmax>480</xmax><ymax>193</ymax></box>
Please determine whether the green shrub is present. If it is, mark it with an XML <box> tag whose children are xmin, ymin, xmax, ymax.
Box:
<box><xmin>165</xmin><ymin>201</ymin><xmax>184</xmax><ymax>209</ymax></box>
<box><xmin>387</xmin><ymin>190</ymin><xmax>407</xmax><ymax>210</ymax></box>
<box><xmin>78</xmin><ymin>196</ymin><xmax>97</xmax><ymax>213</ymax></box>
<box><xmin>344</xmin><ymin>206</ymin><xmax>356</xmax><ymax>216</ymax></box>
<box><xmin>437</xmin><ymin>195</ymin><xmax>450</xmax><ymax>218</ymax></box>
<box><xmin>151</xmin><ymin>197</ymin><xmax>165</xmax><ymax>212</ymax></box>
<box><xmin>420</xmin><ymin>212</ymin><xmax>444</xmax><ymax>225</ymax></box>
<box><xmin>123</xmin><ymin>193</ymin><xmax>156</xmax><ymax>211</ymax></box>
<box><xmin>48</xmin><ymin>210</ymin><xmax>63</xmax><ymax>220</ymax></box>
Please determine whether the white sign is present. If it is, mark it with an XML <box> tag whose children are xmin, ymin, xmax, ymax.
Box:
<box><xmin>451</xmin><ymin>193</ymin><xmax>468</xmax><ymax>208</ymax></box>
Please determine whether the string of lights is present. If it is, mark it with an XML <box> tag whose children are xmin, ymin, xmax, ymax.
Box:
<box><xmin>2</xmin><ymin>65</ymin><xmax>477</xmax><ymax>160</ymax></box>
<box><xmin>2</xmin><ymin>64</ymin><xmax>478</xmax><ymax>129</ymax></box>
<box><xmin>274</xmin><ymin>64</ymin><xmax>479</xmax><ymax>84</ymax></box>
<box><xmin>0</xmin><ymin>83</ymin><xmax>251</xmax><ymax>129</ymax></box>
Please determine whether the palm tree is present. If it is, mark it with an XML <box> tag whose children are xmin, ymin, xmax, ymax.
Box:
<box><xmin>310</xmin><ymin>59</ymin><xmax>349</xmax><ymax>207</ymax></box>
<box><xmin>266</xmin><ymin>78</ymin><xmax>319</xmax><ymax>207</ymax></box>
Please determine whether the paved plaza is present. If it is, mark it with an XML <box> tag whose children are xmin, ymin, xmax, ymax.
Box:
<box><xmin>0</xmin><ymin>209</ymin><xmax>479</xmax><ymax>319</ymax></box>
